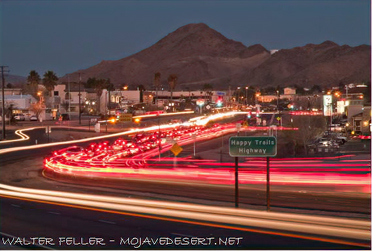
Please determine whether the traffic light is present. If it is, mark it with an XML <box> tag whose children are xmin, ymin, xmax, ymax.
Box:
<box><xmin>247</xmin><ymin>112</ymin><xmax>251</xmax><ymax>119</ymax></box>
<box><xmin>216</xmin><ymin>97</ymin><xmax>223</xmax><ymax>107</ymax></box>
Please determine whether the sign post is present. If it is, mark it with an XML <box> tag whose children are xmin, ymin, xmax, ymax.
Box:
<box><xmin>191</xmin><ymin>134</ymin><xmax>196</xmax><ymax>156</ymax></box>
<box><xmin>229</xmin><ymin>136</ymin><xmax>277</xmax><ymax>210</ymax></box>
<box><xmin>235</xmin><ymin>156</ymin><xmax>239</xmax><ymax>208</ymax></box>
<box><xmin>266</xmin><ymin>157</ymin><xmax>270</xmax><ymax>211</ymax></box>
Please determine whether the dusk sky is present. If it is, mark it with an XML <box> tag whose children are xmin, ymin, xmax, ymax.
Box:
<box><xmin>0</xmin><ymin>0</ymin><xmax>370</xmax><ymax>78</ymax></box>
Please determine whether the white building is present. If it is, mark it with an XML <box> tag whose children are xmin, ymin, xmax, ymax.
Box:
<box><xmin>53</xmin><ymin>83</ymin><xmax>88</xmax><ymax>113</ymax></box>
<box><xmin>284</xmin><ymin>87</ymin><xmax>296</xmax><ymax>95</ymax></box>
<box><xmin>0</xmin><ymin>94</ymin><xmax>37</xmax><ymax>112</ymax></box>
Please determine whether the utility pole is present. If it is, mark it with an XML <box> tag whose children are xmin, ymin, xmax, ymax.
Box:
<box><xmin>67</xmin><ymin>74</ymin><xmax>71</xmax><ymax>129</ymax></box>
<box><xmin>78</xmin><ymin>72</ymin><xmax>82</xmax><ymax>125</ymax></box>
<box><xmin>1</xmin><ymin>66</ymin><xmax>9</xmax><ymax>140</ymax></box>
<box><xmin>68</xmin><ymin>74</ymin><xmax>70</xmax><ymax>117</ymax></box>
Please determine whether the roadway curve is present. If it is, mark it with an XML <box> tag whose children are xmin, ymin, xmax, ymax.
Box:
<box><xmin>0</xmin><ymin>114</ymin><xmax>370</xmax><ymax>249</ymax></box>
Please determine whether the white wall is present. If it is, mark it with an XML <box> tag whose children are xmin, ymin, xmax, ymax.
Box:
<box><xmin>3</xmin><ymin>95</ymin><xmax>36</xmax><ymax>109</ymax></box>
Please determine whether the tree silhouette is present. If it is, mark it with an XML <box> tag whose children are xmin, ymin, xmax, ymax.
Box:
<box><xmin>167</xmin><ymin>74</ymin><xmax>177</xmax><ymax>110</ymax></box>
<box><xmin>154</xmin><ymin>72</ymin><xmax>161</xmax><ymax>105</ymax></box>
<box><xmin>105</xmin><ymin>79</ymin><xmax>115</xmax><ymax>109</ymax></box>
<box><xmin>26</xmin><ymin>70</ymin><xmax>41</xmax><ymax>98</ymax></box>
<box><xmin>138</xmin><ymin>84</ymin><xmax>146</xmax><ymax>103</ymax></box>
<box><xmin>86</xmin><ymin>77</ymin><xmax>108</xmax><ymax>115</ymax></box>
<box><xmin>42</xmin><ymin>71</ymin><xmax>59</xmax><ymax>96</ymax></box>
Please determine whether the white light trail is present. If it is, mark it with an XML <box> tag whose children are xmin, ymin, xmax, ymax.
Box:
<box><xmin>0</xmin><ymin>112</ymin><xmax>370</xmax><ymax>245</ymax></box>
<box><xmin>0</xmin><ymin>184</ymin><xmax>369</xmax><ymax>241</ymax></box>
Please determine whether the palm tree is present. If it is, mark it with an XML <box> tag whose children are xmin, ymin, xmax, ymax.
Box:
<box><xmin>154</xmin><ymin>72</ymin><xmax>161</xmax><ymax>106</ymax></box>
<box><xmin>167</xmin><ymin>74</ymin><xmax>177</xmax><ymax>110</ymax></box>
<box><xmin>42</xmin><ymin>71</ymin><xmax>59</xmax><ymax>96</ymax></box>
<box><xmin>138</xmin><ymin>84</ymin><xmax>146</xmax><ymax>103</ymax></box>
<box><xmin>26</xmin><ymin>70</ymin><xmax>41</xmax><ymax>98</ymax></box>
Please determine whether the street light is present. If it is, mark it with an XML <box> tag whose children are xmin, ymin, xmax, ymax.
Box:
<box><xmin>78</xmin><ymin>73</ymin><xmax>82</xmax><ymax>125</ymax></box>
<box><xmin>276</xmin><ymin>90</ymin><xmax>279</xmax><ymax>110</ymax></box>
<box><xmin>106</xmin><ymin>117</ymin><xmax>116</xmax><ymax>133</ymax></box>
<box><xmin>255</xmin><ymin>92</ymin><xmax>260</xmax><ymax>104</ymax></box>
<box><xmin>37</xmin><ymin>91</ymin><xmax>42</xmax><ymax>102</ymax></box>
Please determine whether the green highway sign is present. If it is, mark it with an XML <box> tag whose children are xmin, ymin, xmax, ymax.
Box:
<box><xmin>229</xmin><ymin>136</ymin><xmax>277</xmax><ymax>157</ymax></box>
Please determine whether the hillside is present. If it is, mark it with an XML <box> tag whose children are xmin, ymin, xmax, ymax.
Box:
<box><xmin>62</xmin><ymin>23</ymin><xmax>370</xmax><ymax>90</ymax></box>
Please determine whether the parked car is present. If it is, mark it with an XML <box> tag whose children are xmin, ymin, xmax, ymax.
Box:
<box><xmin>30</xmin><ymin>115</ymin><xmax>38</xmax><ymax>121</ymax></box>
<box><xmin>14</xmin><ymin>113</ymin><xmax>26</xmax><ymax>121</ymax></box>
<box><xmin>60</xmin><ymin>114</ymin><xmax>70</xmax><ymax>121</ymax></box>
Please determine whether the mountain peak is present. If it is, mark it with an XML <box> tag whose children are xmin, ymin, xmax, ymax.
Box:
<box><xmin>152</xmin><ymin>23</ymin><xmax>247</xmax><ymax>58</ymax></box>
<box><xmin>176</xmin><ymin>22</ymin><xmax>210</xmax><ymax>32</ymax></box>
<box><xmin>320</xmin><ymin>40</ymin><xmax>339</xmax><ymax>47</ymax></box>
<box><xmin>63</xmin><ymin>23</ymin><xmax>369</xmax><ymax>90</ymax></box>
<box><xmin>240</xmin><ymin>44</ymin><xmax>269</xmax><ymax>58</ymax></box>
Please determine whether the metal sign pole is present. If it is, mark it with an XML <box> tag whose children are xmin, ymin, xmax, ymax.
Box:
<box><xmin>229</xmin><ymin>136</ymin><xmax>276</xmax><ymax>210</ymax></box>
<box><xmin>235</xmin><ymin>156</ymin><xmax>239</xmax><ymax>208</ymax></box>
<box><xmin>193</xmin><ymin>138</ymin><xmax>196</xmax><ymax>156</ymax></box>
<box><xmin>158</xmin><ymin>115</ymin><xmax>161</xmax><ymax>161</ymax></box>
<box><xmin>266</xmin><ymin>156</ymin><xmax>270</xmax><ymax>211</ymax></box>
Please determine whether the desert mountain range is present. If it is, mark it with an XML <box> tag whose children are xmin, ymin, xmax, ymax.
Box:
<box><xmin>61</xmin><ymin>23</ymin><xmax>370</xmax><ymax>90</ymax></box>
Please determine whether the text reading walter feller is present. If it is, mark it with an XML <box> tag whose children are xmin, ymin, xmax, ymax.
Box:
<box><xmin>2</xmin><ymin>236</ymin><xmax>243</xmax><ymax>248</ymax></box>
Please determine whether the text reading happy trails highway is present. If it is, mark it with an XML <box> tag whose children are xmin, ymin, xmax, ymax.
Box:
<box><xmin>229</xmin><ymin>136</ymin><xmax>277</xmax><ymax>157</ymax></box>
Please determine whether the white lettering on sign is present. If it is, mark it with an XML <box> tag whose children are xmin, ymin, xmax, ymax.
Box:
<box><xmin>254</xmin><ymin>139</ymin><xmax>275</xmax><ymax>145</ymax></box>
<box><xmin>238</xmin><ymin>148</ymin><xmax>267</xmax><ymax>154</ymax></box>
<box><xmin>230</xmin><ymin>140</ymin><xmax>252</xmax><ymax>146</ymax></box>
<box><xmin>231</xmin><ymin>139</ymin><xmax>275</xmax><ymax>146</ymax></box>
